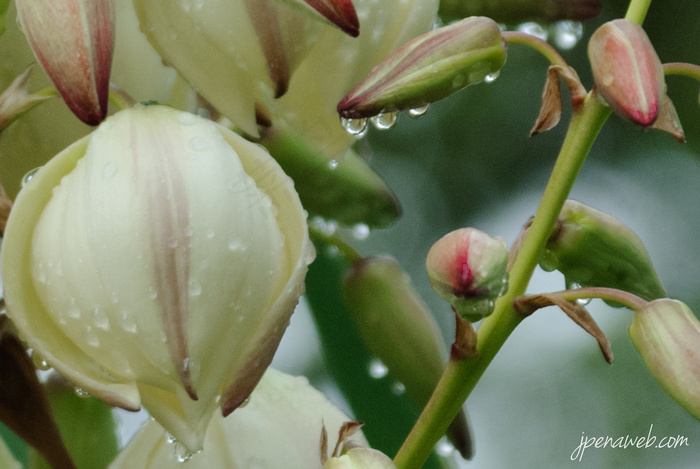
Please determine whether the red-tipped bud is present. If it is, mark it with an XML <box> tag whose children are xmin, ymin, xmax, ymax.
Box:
<box><xmin>588</xmin><ymin>19</ymin><xmax>663</xmax><ymax>127</ymax></box>
<box><xmin>426</xmin><ymin>228</ymin><xmax>508</xmax><ymax>322</ymax></box>
<box><xmin>16</xmin><ymin>0</ymin><xmax>114</xmax><ymax>125</ymax></box>
<box><xmin>296</xmin><ymin>0</ymin><xmax>359</xmax><ymax>37</ymax></box>
<box><xmin>629</xmin><ymin>299</ymin><xmax>700</xmax><ymax>421</ymax></box>
<box><xmin>338</xmin><ymin>17</ymin><xmax>507</xmax><ymax>120</ymax></box>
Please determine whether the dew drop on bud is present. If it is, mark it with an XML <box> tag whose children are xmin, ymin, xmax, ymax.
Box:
<box><xmin>517</xmin><ymin>22</ymin><xmax>548</xmax><ymax>41</ymax></box>
<box><xmin>351</xmin><ymin>223</ymin><xmax>370</xmax><ymax>240</ymax></box>
<box><xmin>328</xmin><ymin>159</ymin><xmax>339</xmax><ymax>170</ymax></box>
<box><xmin>238</xmin><ymin>396</ymin><xmax>252</xmax><ymax>408</ymax></box>
<box><xmin>484</xmin><ymin>71</ymin><xmax>500</xmax><ymax>83</ymax></box>
<box><xmin>368</xmin><ymin>358</ymin><xmax>388</xmax><ymax>379</ymax></box>
<box><xmin>391</xmin><ymin>381</ymin><xmax>406</xmax><ymax>395</ymax></box>
<box><xmin>370</xmin><ymin>111</ymin><xmax>399</xmax><ymax>130</ymax></box>
<box><xmin>74</xmin><ymin>387</ymin><xmax>91</xmax><ymax>398</ymax></box>
<box><xmin>164</xmin><ymin>431</ymin><xmax>177</xmax><ymax>444</ymax></box>
<box><xmin>576</xmin><ymin>297</ymin><xmax>592</xmax><ymax>306</ymax></box>
<box><xmin>407</xmin><ymin>104</ymin><xmax>430</xmax><ymax>118</ymax></box>
<box><xmin>340</xmin><ymin>116</ymin><xmax>369</xmax><ymax>136</ymax></box>
<box><xmin>435</xmin><ymin>439</ymin><xmax>456</xmax><ymax>457</ymax></box>
<box><xmin>552</xmin><ymin>21</ymin><xmax>583</xmax><ymax>51</ymax></box>
<box><xmin>22</xmin><ymin>167</ymin><xmax>41</xmax><ymax>187</ymax></box>
<box><xmin>31</xmin><ymin>350</ymin><xmax>51</xmax><ymax>371</ymax></box>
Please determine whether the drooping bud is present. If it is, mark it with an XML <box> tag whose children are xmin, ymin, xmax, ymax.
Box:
<box><xmin>540</xmin><ymin>200</ymin><xmax>666</xmax><ymax>302</ymax></box>
<box><xmin>109</xmin><ymin>368</ymin><xmax>367</xmax><ymax>468</ymax></box>
<box><xmin>1</xmin><ymin>105</ymin><xmax>313</xmax><ymax>453</ymax></box>
<box><xmin>426</xmin><ymin>228</ymin><xmax>509</xmax><ymax>322</ymax></box>
<box><xmin>15</xmin><ymin>0</ymin><xmax>114</xmax><ymax>125</ymax></box>
<box><xmin>588</xmin><ymin>19</ymin><xmax>683</xmax><ymax>140</ymax></box>
<box><xmin>342</xmin><ymin>256</ymin><xmax>472</xmax><ymax>458</ymax></box>
<box><xmin>629</xmin><ymin>299</ymin><xmax>700</xmax><ymax>421</ymax></box>
<box><xmin>338</xmin><ymin>16</ymin><xmax>507</xmax><ymax>119</ymax></box>
<box><xmin>324</xmin><ymin>448</ymin><xmax>397</xmax><ymax>469</ymax></box>
<box><xmin>439</xmin><ymin>0</ymin><xmax>601</xmax><ymax>25</ymax></box>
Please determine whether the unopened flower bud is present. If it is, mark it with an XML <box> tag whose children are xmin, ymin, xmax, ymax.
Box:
<box><xmin>588</xmin><ymin>19</ymin><xmax>665</xmax><ymax>127</ymax></box>
<box><xmin>324</xmin><ymin>448</ymin><xmax>397</xmax><ymax>469</ymax></box>
<box><xmin>342</xmin><ymin>256</ymin><xmax>472</xmax><ymax>458</ymax></box>
<box><xmin>629</xmin><ymin>299</ymin><xmax>700</xmax><ymax>420</ymax></box>
<box><xmin>1</xmin><ymin>104</ymin><xmax>313</xmax><ymax>452</ymax></box>
<box><xmin>338</xmin><ymin>17</ymin><xmax>507</xmax><ymax>119</ymax></box>
<box><xmin>439</xmin><ymin>0</ymin><xmax>601</xmax><ymax>24</ymax></box>
<box><xmin>426</xmin><ymin>228</ymin><xmax>508</xmax><ymax>322</ymax></box>
<box><xmin>110</xmin><ymin>368</ymin><xmax>366</xmax><ymax>468</ymax></box>
<box><xmin>16</xmin><ymin>0</ymin><xmax>114</xmax><ymax>125</ymax></box>
<box><xmin>0</xmin><ymin>66</ymin><xmax>53</xmax><ymax>135</ymax></box>
<box><xmin>291</xmin><ymin>0</ymin><xmax>359</xmax><ymax>37</ymax></box>
<box><xmin>540</xmin><ymin>200</ymin><xmax>666</xmax><ymax>301</ymax></box>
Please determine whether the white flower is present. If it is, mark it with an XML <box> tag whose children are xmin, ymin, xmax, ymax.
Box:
<box><xmin>1</xmin><ymin>104</ymin><xmax>314</xmax><ymax>452</ymax></box>
<box><xmin>109</xmin><ymin>368</ymin><xmax>366</xmax><ymax>468</ymax></box>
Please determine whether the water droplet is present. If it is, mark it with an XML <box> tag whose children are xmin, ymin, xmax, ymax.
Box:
<box><xmin>228</xmin><ymin>236</ymin><xmax>244</xmax><ymax>251</ymax></box>
<box><xmin>22</xmin><ymin>167</ymin><xmax>40</xmax><ymax>187</ymax></box>
<box><xmin>188</xmin><ymin>136</ymin><xmax>207</xmax><ymax>151</ymax></box>
<box><xmin>238</xmin><ymin>396</ymin><xmax>251</xmax><ymax>408</ymax></box>
<box><xmin>325</xmin><ymin>245</ymin><xmax>340</xmax><ymax>257</ymax></box>
<box><xmin>149</xmin><ymin>287</ymin><xmax>159</xmax><ymax>300</ymax></box>
<box><xmin>435</xmin><ymin>439</ymin><xmax>455</xmax><ymax>457</ymax></box>
<box><xmin>484</xmin><ymin>70</ymin><xmax>500</xmax><ymax>83</ymax></box>
<box><xmin>368</xmin><ymin>358</ymin><xmax>388</xmax><ymax>379</ymax></box>
<box><xmin>340</xmin><ymin>116</ymin><xmax>368</xmax><ymax>136</ymax></box>
<box><xmin>68</xmin><ymin>298</ymin><xmax>81</xmax><ymax>319</ymax></box>
<box><xmin>188</xmin><ymin>278</ymin><xmax>202</xmax><ymax>297</ymax></box>
<box><xmin>551</xmin><ymin>21</ymin><xmax>583</xmax><ymax>51</ymax></box>
<box><xmin>85</xmin><ymin>327</ymin><xmax>100</xmax><ymax>347</ymax></box>
<box><xmin>168</xmin><ymin>237</ymin><xmax>179</xmax><ymax>249</ymax></box>
<box><xmin>32</xmin><ymin>351</ymin><xmax>51</xmax><ymax>371</ymax></box>
<box><xmin>566</xmin><ymin>280</ymin><xmax>582</xmax><ymax>290</ymax></box>
<box><xmin>391</xmin><ymin>381</ymin><xmax>406</xmax><ymax>395</ymax></box>
<box><xmin>407</xmin><ymin>104</ymin><xmax>430</xmax><ymax>118</ymax></box>
<box><xmin>205</xmin><ymin>228</ymin><xmax>216</xmax><ymax>239</ymax></box>
<box><xmin>576</xmin><ymin>297</ymin><xmax>592</xmax><ymax>306</ymax></box>
<box><xmin>174</xmin><ymin>442</ymin><xmax>193</xmax><ymax>462</ymax></box>
<box><xmin>110</xmin><ymin>291</ymin><xmax>120</xmax><ymax>305</ymax></box>
<box><xmin>93</xmin><ymin>307</ymin><xmax>110</xmax><ymax>330</ymax></box>
<box><xmin>370</xmin><ymin>111</ymin><xmax>399</xmax><ymax>130</ymax></box>
<box><xmin>328</xmin><ymin>159</ymin><xmax>339</xmax><ymax>170</ymax></box>
<box><xmin>517</xmin><ymin>22</ymin><xmax>548</xmax><ymax>41</ymax></box>
<box><xmin>165</xmin><ymin>431</ymin><xmax>177</xmax><ymax>444</ymax></box>
<box><xmin>120</xmin><ymin>311</ymin><xmax>137</xmax><ymax>333</ymax></box>
<box><xmin>177</xmin><ymin>113</ymin><xmax>197</xmax><ymax>126</ymax></box>
<box><xmin>104</xmin><ymin>161</ymin><xmax>117</xmax><ymax>178</ymax></box>
<box><xmin>351</xmin><ymin>223</ymin><xmax>370</xmax><ymax>240</ymax></box>
<box><xmin>75</xmin><ymin>387</ymin><xmax>91</xmax><ymax>398</ymax></box>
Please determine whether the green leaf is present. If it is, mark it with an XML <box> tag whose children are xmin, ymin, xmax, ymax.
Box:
<box><xmin>305</xmin><ymin>238</ymin><xmax>446</xmax><ymax>469</ymax></box>
<box><xmin>0</xmin><ymin>0</ymin><xmax>10</xmax><ymax>37</ymax></box>
<box><xmin>28</xmin><ymin>382</ymin><xmax>119</xmax><ymax>469</ymax></box>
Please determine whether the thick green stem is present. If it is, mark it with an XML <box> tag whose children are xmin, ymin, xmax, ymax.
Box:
<box><xmin>394</xmin><ymin>95</ymin><xmax>611</xmax><ymax>469</ymax></box>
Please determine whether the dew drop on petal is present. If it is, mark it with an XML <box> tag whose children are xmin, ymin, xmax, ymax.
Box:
<box><xmin>75</xmin><ymin>387</ymin><xmax>91</xmax><ymax>398</ymax></box>
<box><xmin>407</xmin><ymin>104</ymin><xmax>430</xmax><ymax>118</ymax></box>
<box><xmin>391</xmin><ymin>381</ymin><xmax>406</xmax><ymax>395</ymax></box>
<box><xmin>31</xmin><ymin>351</ymin><xmax>51</xmax><ymax>371</ymax></box>
<box><xmin>368</xmin><ymin>358</ymin><xmax>388</xmax><ymax>379</ymax></box>
<box><xmin>370</xmin><ymin>111</ymin><xmax>398</xmax><ymax>130</ymax></box>
<box><xmin>188</xmin><ymin>136</ymin><xmax>207</xmax><ymax>151</ymax></box>
<box><xmin>149</xmin><ymin>287</ymin><xmax>158</xmax><ymax>300</ymax></box>
<box><xmin>174</xmin><ymin>442</ymin><xmax>193</xmax><ymax>462</ymax></box>
<box><xmin>177</xmin><ymin>113</ymin><xmax>197</xmax><ymax>126</ymax></box>
<box><xmin>120</xmin><ymin>311</ymin><xmax>138</xmax><ymax>333</ymax></box>
<box><xmin>188</xmin><ymin>277</ymin><xmax>202</xmax><ymax>297</ymax></box>
<box><xmin>328</xmin><ymin>159</ymin><xmax>339</xmax><ymax>170</ymax></box>
<box><xmin>93</xmin><ymin>307</ymin><xmax>110</xmax><ymax>330</ymax></box>
<box><xmin>22</xmin><ymin>167</ymin><xmax>41</xmax><ymax>187</ymax></box>
<box><xmin>238</xmin><ymin>396</ymin><xmax>251</xmax><ymax>408</ymax></box>
<box><xmin>103</xmin><ymin>161</ymin><xmax>117</xmax><ymax>179</ymax></box>
<box><xmin>340</xmin><ymin>116</ymin><xmax>368</xmax><ymax>136</ymax></box>
<box><xmin>517</xmin><ymin>22</ymin><xmax>548</xmax><ymax>41</ymax></box>
<box><xmin>165</xmin><ymin>431</ymin><xmax>177</xmax><ymax>444</ymax></box>
<box><xmin>68</xmin><ymin>298</ymin><xmax>81</xmax><ymax>319</ymax></box>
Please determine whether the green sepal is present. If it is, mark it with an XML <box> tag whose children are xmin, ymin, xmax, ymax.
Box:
<box><xmin>541</xmin><ymin>200</ymin><xmax>666</xmax><ymax>302</ymax></box>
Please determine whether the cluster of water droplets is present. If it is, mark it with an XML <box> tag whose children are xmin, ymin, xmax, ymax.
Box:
<box><xmin>367</xmin><ymin>358</ymin><xmax>406</xmax><ymax>396</ymax></box>
<box><xmin>163</xmin><ymin>430</ymin><xmax>202</xmax><ymax>463</ymax></box>
<box><xmin>339</xmin><ymin>104</ymin><xmax>431</xmax><ymax>137</ymax></box>
<box><xmin>514</xmin><ymin>20</ymin><xmax>584</xmax><ymax>51</ymax></box>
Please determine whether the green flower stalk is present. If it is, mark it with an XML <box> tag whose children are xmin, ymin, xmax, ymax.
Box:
<box><xmin>629</xmin><ymin>299</ymin><xmax>700</xmax><ymax>421</ymax></box>
<box><xmin>438</xmin><ymin>0</ymin><xmax>601</xmax><ymax>25</ymax></box>
<box><xmin>338</xmin><ymin>16</ymin><xmax>507</xmax><ymax>119</ymax></box>
<box><xmin>1</xmin><ymin>105</ymin><xmax>314</xmax><ymax>453</ymax></box>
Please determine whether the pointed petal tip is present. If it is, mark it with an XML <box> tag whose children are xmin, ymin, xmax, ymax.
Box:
<box><xmin>305</xmin><ymin>0</ymin><xmax>359</xmax><ymax>37</ymax></box>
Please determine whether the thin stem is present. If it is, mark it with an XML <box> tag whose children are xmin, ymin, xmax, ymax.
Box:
<box><xmin>501</xmin><ymin>31</ymin><xmax>568</xmax><ymax>68</ymax></box>
<box><xmin>394</xmin><ymin>95</ymin><xmax>611</xmax><ymax>469</ymax></box>
<box><xmin>664</xmin><ymin>62</ymin><xmax>700</xmax><ymax>82</ymax></box>
<box><xmin>515</xmin><ymin>287</ymin><xmax>648</xmax><ymax>313</ymax></box>
<box><xmin>625</xmin><ymin>0</ymin><xmax>653</xmax><ymax>25</ymax></box>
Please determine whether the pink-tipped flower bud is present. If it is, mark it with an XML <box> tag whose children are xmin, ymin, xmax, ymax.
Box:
<box><xmin>294</xmin><ymin>0</ymin><xmax>359</xmax><ymax>37</ymax></box>
<box><xmin>629</xmin><ymin>299</ymin><xmax>700</xmax><ymax>421</ymax></box>
<box><xmin>426</xmin><ymin>228</ymin><xmax>508</xmax><ymax>322</ymax></box>
<box><xmin>588</xmin><ymin>19</ymin><xmax>663</xmax><ymax>127</ymax></box>
<box><xmin>15</xmin><ymin>0</ymin><xmax>114</xmax><ymax>125</ymax></box>
<box><xmin>337</xmin><ymin>16</ymin><xmax>507</xmax><ymax>120</ymax></box>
